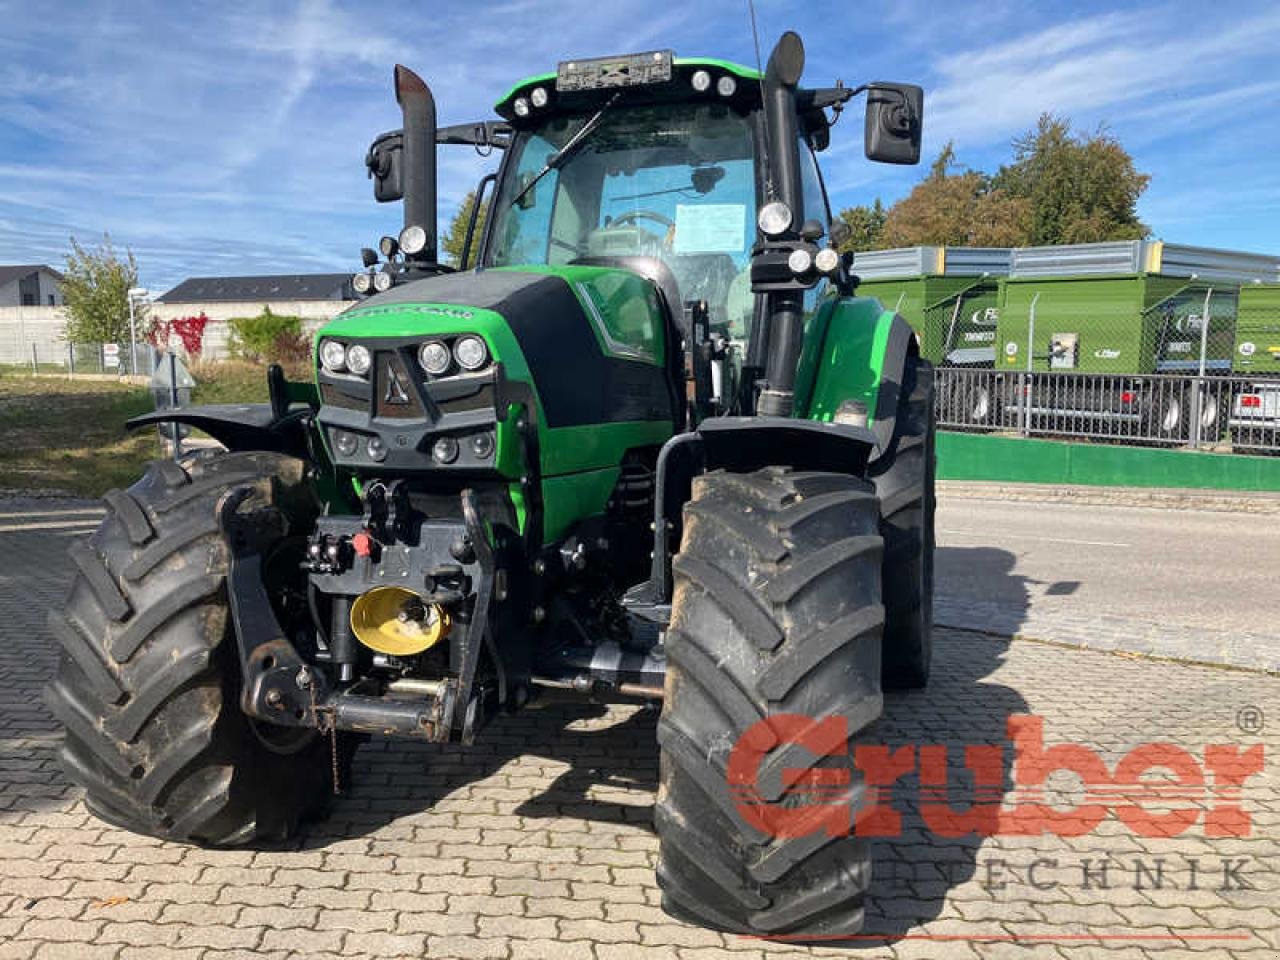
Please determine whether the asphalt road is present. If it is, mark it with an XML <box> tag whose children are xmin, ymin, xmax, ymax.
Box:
<box><xmin>937</xmin><ymin>497</ymin><xmax>1280</xmax><ymax>638</ymax></box>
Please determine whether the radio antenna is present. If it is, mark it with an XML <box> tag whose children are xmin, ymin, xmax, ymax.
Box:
<box><xmin>747</xmin><ymin>0</ymin><xmax>774</xmax><ymax>199</ymax></box>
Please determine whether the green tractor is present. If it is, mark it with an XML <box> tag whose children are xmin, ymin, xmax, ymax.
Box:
<box><xmin>46</xmin><ymin>33</ymin><xmax>932</xmax><ymax>938</ymax></box>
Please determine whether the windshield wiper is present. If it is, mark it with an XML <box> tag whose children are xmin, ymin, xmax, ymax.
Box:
<box><xmin>508</xmin><ymin>91</ymin><xmax>622</xmax><ymax>209</ymax></box>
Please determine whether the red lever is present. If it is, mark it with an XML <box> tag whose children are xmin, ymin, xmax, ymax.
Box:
<box><xmin>352</xmin><ymin>530</ymin><xmax>374</xmax><ymax>558</ymax></box>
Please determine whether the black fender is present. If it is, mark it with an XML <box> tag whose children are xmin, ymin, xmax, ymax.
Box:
<box><xmin>626</xmin><ymin>416</ymin><xmax>880</xmax><ymax>609</ymax></box>
<box><xmin>868</xmin><ymin>313</ymin><xmax>920</xmax><ymax>463</ymax></box>
<box><xmin>127</xmin><ymin>363</ymin><xmax>317</xmax><ymax>460</ymax></box>
<box><xmin>127</xmin><ymin>404</ymin><xmax>313</xmax><ymax>460</ymax></box>
<box><xmin>697</xmin><ymin>415</ymin><xmax>878</xmax><ymax>475</ymax></box>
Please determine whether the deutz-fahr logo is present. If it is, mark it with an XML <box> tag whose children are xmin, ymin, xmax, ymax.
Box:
<box><xmin>384</xmin><ymin>359</ymin><xmax>412</xmax><ymax>405</ymax></box>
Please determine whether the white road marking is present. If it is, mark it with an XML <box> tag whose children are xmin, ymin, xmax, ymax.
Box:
<box><xmin>939</xmin><ymin>529</ymin><xmax>1131</xmax><ymax>549</ymax></box>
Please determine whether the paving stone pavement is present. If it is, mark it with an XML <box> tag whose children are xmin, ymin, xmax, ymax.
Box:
<box><xmin>0</xmin><ymin>500</ymin><xmax>1276</xmax><ymax>959</ymax></box>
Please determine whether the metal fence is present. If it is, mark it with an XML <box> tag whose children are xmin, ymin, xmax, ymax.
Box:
<box><xmin>0</xmin><ymin>339</ymin><xmax>156</xmax><ymax>377</ymax></box>
<box><xmin>936</xmin><ymin>368</ymin><xmax>1280</xmax><ymax>452</ymax></box>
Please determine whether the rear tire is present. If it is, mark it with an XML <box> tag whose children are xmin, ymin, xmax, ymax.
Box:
<box><xmin>45</xmin><ymin>451</ymin><xmax>353</xmax><ymax>845</ymax></box>
<box><xmin>869</xmin><ymin>356</ymin><xmax>936</xmax><ymax>689</ymax></box>
<box><xmin>657</xmin><ymin>467</ymin><xmax>884</xmax><ymax>938</ymax></box>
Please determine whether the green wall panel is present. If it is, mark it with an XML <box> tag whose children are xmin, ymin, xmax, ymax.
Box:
<box><xmin>937</xmin><ymin>431</ymin><xmax>1280</xmax><ymax>491</ymax></box>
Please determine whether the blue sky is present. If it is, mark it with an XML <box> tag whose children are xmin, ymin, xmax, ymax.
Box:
<box><xmin>2</xmin><ymin>0</ymin><xmax>1279</xmax><ymax>293</ymax></box>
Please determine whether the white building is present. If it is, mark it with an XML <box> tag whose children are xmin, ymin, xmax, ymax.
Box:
<box><xmin>154</xmin><ymin>274</ymin><xmax>356</xmax><ymax>358</ymax></box>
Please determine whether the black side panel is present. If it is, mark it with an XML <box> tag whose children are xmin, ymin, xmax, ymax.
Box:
<box><xmin>356</xmin><ymin>269</ymin><xmax>674</xmax><ymax>430</ymax></box>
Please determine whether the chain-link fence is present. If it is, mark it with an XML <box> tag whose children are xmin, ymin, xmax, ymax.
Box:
<box><xmin>0</xmin><ymin>334</ymin><xmax>156</xmax><ymax>377</ymax></box>
<box><xmin>936</xmin><ymin>368</ymin><xmax>1280</xmax><ymax>451</ymax></box>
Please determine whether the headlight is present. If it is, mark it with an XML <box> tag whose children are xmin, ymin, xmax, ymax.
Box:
<box><xmin>690</xmin><ymin>70</ymin><xmax>711</xmax><ymax>92</ymax></box>
<box><xmin>352</xmin><ymin>272</ymin><xmax>373</xmax><ymax>295</ymax></box>
<box><xmin>758</xmin><ymin>201</ymin><xmax>793</xmax><ymax>237</ymax></box>
<box><xmin>379</xmin><ymin>235</ymin><xmax>398</xmax><ymax>257</ymax></box>
<box><xmin>346</xmin><ymin>344</ymin><xmax>372</xmax><ymax>376</ymax></box>
<box><xmin>453</xmin><ymin>335</ymin><xmax>488</xmax><ymax>371</ymax></box>
<box><xmin>513</xmin><ymin>97</ymin><xmax>530</xmax><ymax>118</ymax></box>
<box><xmin>332</xmin><ymin>429</ymin><xmax>358</xmax><ymax>457</ymax></box>
<box><xmin>399</xmin><ymin>224</ymin><xmax>428</xmax><ymax>255</ymax></box>
<box><xmin>319</xmin><ymin>339</ymin><xmax>347</xmax><ymax>372</ymax></box>
<box><xmin>788</xmin><ymin>248</ymin><xmax>814</xmax><ymax>274</ymax></box>
<box><xmin>814</xmin><ymin>247</ymin><xmax>841</xmax><ymax>274</ymax></box>
<box><xmin>530</xmin><ymin>86</ymin><xmax>549</xmax><ymax>108</ymax></box>
<box><xmin>419</xmin><ymin>340</ymin><xmax>452</xmax><ymax>376</ymax></box>
<box><xmin>366</xmin><ymin>436</ymin><xmax>388</xmax><ymax>462</ymax></box>
<box><xmin>716</xmin><ymin>76</ymin><xmax>737</xmax><ymax>97</ymax></box>
<box><xmin>432</xmin><ymin>436</ymin><xmax>460</xmax><ymax>464</ymax></box>
<box><xmin>372</xmin><ymin>270</ymin><xmax>393</xmax><ymax>292</ymax></box>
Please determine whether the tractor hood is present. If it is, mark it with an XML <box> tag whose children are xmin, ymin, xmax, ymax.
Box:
<box><xmin>314</xmin><ymin>265</ymin><xmax>675</xmax><ymax>479</ymax></box>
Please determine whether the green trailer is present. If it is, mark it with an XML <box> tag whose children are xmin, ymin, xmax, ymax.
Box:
<box><xmin>852</xmin><ymin>246</ymin><xmax>1008</xmax><ymax>423</ymax></box>
<box><xmin>1230</xmin><ymin>283</ymin><xmax>1280</xmax><ymax>434</ymax></box>
<box><xmin>852</xmin><ymin>246</ymin><xmax>1008</xmax><ymax>366</ymax></box>
<box><xmin>994</xmin><ymin>241</ymin><xmax>1279</xmax><ymax>440</ymax></box>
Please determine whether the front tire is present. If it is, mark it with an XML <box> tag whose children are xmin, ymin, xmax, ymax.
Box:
<box><xmin>656</xmin><ymin>467</ymin><xmax>884</xmax><ymax>938</ymax></box>
<box><xmin>45</xmin><ymin>451</ymin><xmax>352</xmax><ymax>845</ymax></box>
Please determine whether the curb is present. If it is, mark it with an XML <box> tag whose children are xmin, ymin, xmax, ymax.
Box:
<box><xmin>938</xmin><ymin>480</ymin><xmax>1280</xmax><ymax>513</ymax></box>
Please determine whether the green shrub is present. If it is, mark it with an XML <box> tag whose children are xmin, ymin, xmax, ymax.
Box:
<box><xmin>228</xmin><ymin>306</ymin><xmax>304</xmax><ymax>363</ymax></box>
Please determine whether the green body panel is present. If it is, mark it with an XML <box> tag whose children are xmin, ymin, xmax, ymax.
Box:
<box><xmin>795</xmin><ymin>295</ymin><xmax>896</xmax><ymax>426</ymax></box>
<box><xmin>1235</xmin><ymin>284</ymin><xmax>1280</xmax><ymax>374</ymax></box>
<box><xmin>855</xmin><ymin>276</ymin><xmax>1000</xmax><ymax>367</ymax></box>
<box><xmin>315</xmin><ymin>265</ymin><xmax>674</xmax><ymax>544</ymax></box>
<box><xmin>996</xmin><ymin>275</ymin><xmax>1240</xmax><ymax>375</ymax></box>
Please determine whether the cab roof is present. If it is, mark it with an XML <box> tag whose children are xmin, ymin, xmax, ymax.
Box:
<box><xmin>495</xmin><ymin>55</ymin><xmax>763</xmax><ymax>120</ymax></box>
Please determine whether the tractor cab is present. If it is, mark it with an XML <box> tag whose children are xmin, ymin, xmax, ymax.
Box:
<box><xmin>487</xmin><ymin>58</ymin><xmax>773</xmax><ymax>342</ymax></box>
<box><xmin>360</xmin><ymin>43</ymin><xmax>922</xmax><ymax>417</ymax></box>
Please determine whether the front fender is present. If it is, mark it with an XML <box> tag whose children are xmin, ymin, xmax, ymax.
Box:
<box><xmin>128</xmin><ymin>404</ymin><xmax>313</xmax><ymax>459</ymax></box>
<box><xmin>697</xmin><ymin>416</ymin><xmax>878</xmax><ymax>475</ymax></box>
<box><xmin>796</xmin><ymin>296</ymin><xmax>918</xmax><ymax>459</ymax></box>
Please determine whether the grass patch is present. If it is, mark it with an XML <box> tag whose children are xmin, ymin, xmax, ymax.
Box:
<box><xmin>0</xmin><ymin>361</ymin><xmax>313</xmax><ymax>497</ymax></box>
<box><xmin>0</xmin><ymin>375</ymin><xmax>159</xmax><ymax>496</ymax></box>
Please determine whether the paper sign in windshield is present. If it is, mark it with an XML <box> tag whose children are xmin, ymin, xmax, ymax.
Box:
<box><xmin>674</xmin><ymin>204</ymin><xmax>746</xmax><ymax>254</ymax></box>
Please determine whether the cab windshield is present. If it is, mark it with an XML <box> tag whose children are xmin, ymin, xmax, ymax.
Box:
<box><xmin>486</xmin><ymin>101</ymin><xmax>758</xmax><ymax>334</ymax></box>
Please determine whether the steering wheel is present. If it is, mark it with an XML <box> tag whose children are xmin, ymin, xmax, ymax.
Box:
<box><xmin>605</xmin><ymin>209</ymin><xmax>676</xmax><ymax>250</ymax></box>
<box><xmin>611</xmin><ymin>209</ymin><xmax>675</xmax><ymax>230</ymax></box>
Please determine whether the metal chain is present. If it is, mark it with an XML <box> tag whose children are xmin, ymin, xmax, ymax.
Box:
<box><xmin>306</xmin><ymin>681</ymin><xmax>341</xmax><ymax>795</ymax></box>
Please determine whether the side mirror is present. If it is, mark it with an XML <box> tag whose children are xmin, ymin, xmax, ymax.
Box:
<box><xmin>864</xmin><ymin>83</ymin><xmax>923</xmax><ymax>165</ymax></box>
<box><xmin>366</xmin><ymin>130</ymin><xmax>404</xmax><ymax>202</ymax></box>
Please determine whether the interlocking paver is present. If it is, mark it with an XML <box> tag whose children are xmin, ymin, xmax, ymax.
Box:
<box><xmin>2</xmin><ymin>501</ymin><xmax>1278</xmax><ymax>960</ymax></box>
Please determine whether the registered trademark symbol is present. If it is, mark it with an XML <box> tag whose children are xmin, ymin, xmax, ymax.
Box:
<box><xmin>1236</xmin><ymin>706</ymin><xmax>1264</xmax><ymax>735</ymax></box>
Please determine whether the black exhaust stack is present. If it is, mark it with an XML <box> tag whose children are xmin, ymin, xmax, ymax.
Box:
<box><xmin>757</xmin><ymin>32</ymin><xmax>806</xmax><ymax>418</ymax></box>
<box><xmin>394</xmin><ymin>64</ymin><xmax>439</xmax><ymax>264</ymax></box>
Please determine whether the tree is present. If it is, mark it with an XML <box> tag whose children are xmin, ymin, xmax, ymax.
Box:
<box><xmin>834</xmin><ymin>198</ymin><xmax>887</xmax><ymax>253</ymax></box>
<box><xmin>61</xmin><ymin>235</ymin><xmax>145</xmax><ymax>344</ymax></box>
<box><xmin>878</xmin><ymin>143</ymin><xmax>1032</xmax><ymax>248</ymax></box>
<box><xmin>991</xmin><ymin>114</ymin><xmax>1149</xmax><ymax>244</ymax></box>
<box><xmin>441</xmin><ymin>190</ymin><xmax>488</xmax><ymax>267</ymax></box>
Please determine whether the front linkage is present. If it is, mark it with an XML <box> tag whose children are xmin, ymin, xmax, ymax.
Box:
<box><xmin>221</xmin><ymin>482</ymin><xmax>496</xmax><ymax>743</ymax></box>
